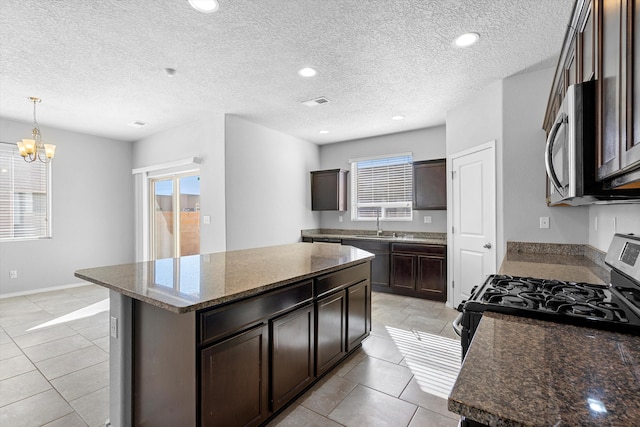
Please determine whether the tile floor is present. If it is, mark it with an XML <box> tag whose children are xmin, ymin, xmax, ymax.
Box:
<box><xmin>0</xmin><ymin>285</ymin><xmax>462</xmax><ymax>427</ymax></box>
<box><xmin>0</xmin><ymin>285</ymin><xmax>110</xmax><ymax>427</ymax></box>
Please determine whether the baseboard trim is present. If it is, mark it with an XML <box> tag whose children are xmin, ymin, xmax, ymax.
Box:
<box><xmin>0</xmin><ymin>282</ymin><xmax>94</xmax><ymax>299</ymax></box>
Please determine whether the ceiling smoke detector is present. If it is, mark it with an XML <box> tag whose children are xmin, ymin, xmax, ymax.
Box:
<box><xmin>302</xmin><ymin>97</ymin><xmax>330</xmax><ymax>107</ymax></box>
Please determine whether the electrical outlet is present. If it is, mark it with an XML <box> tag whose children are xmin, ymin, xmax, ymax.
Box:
<box><xmin>595</xmin><ymin>216</ymin><xmax>598</xmax><ymax>231</ymax></box>
<box><xmin>202</xmin><ymin>215</ymin><xmax>211</xmax><ymax>225</ymax></box>
<box><xmin>612</xmin><ymin>217</ymin><xmax>617</xmax><ymax>233</ymax></box>
<box><xmin>110</xmin><ymin>316</ymin><xmax>118</xmax><ymax>339</ymax></box>
<box><xmin>424</xmin><ymin>216</ymin><xmax>432</xmax><ymax>224</ymax></box>
<box><xmin>540</xmin><ymin>217</ymin><xmax>550</xmax><ymax>229</ymax></box>
<box><xmin>9</xmin><ymin>270</ymin><xmax>17</xmax><ymax>279</ymax></box>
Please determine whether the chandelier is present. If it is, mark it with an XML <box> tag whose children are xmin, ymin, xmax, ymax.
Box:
<box><xmin>16</xmin><ymin>97</ymin><xmax>56</xmax><ymax>163</ymax></box>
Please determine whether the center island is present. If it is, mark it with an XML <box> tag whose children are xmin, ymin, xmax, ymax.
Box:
<box><xmin>75</xmin><ymin>242</ymin><xmax>374</xmax><ymax>427</ymax></box>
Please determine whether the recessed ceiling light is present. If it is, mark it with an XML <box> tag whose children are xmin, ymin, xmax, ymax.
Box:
<box><xmin>298</xmin><ymin>67</ymin><xmax>317</xmax><ymax>77</ymax></box>
<box><xmin>392</xmin><ymin>115</ymin><xmax>405</xmax><ymax>121</ymax></box>
<box><xmin>128</xmin><ymin>121</ymin><xmax>147</xmax><ymax>128</ymax></box>
<box><xmin>319</xmin><ymin>130</ymin><xmax>329</xmax><ymax>134</ymax></box>
<box><xmin>188</xmin><ymin>0</ymin><xmax>219</xmax><ymax>13</ymax></box>
<box><xmin>454</xmin><ymin>32</ymin><xmax>480</xmax><ymax>48</ymax></box>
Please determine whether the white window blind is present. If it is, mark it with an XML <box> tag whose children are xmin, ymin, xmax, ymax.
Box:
<box><xmin>350</xmin><ymin>154</ymin><xmax>413</xmax><ymax>221</ymax></box>
<box><xmin>0</xmin><ymin>142</ymin><xmax>51</xmax><ymax>240</ymax></box>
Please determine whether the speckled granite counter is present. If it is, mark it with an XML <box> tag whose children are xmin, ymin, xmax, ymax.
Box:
<box><xmin>499</xmin><ymin>242</ymin><xmax>610</xmax><ymax>285</ymax></box>
<box><xmin>301</xmin><ymin>228</ymin><xmax>447</xmax><ymax>245</ymax></box>
<box><xmin>448</xmin><ymin>312</ymin><xmax>640</xmax><ymax>426</ymax></box>
<box><xmin>75</xmin><ymin>242</ymin><xmax>374</xmax><ymax>313</ymax></box>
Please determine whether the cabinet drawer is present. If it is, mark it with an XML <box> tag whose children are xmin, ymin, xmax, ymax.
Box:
<box><xmin>391</xmin><ymin>243</ymin><xmax>445</xmax><ymax>256</ymax></box>
<box><xmin>199</xmin><ymin>280</ymin><xmax>312</xmax><ymax>346</ymax></box>
<box><xmin>315</xmin><ymin>263</ymin><xmax>369</xmax><ymax>297</ymax></box>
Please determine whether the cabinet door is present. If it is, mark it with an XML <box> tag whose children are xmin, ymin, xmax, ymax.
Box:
<box><xmin>316</xmin><ymin>291</ymin><xmax>346</xmax><ymax>375</ymax></box>
<box><xmin>201</xmin><ymin>324</ymin><xmax>269</xmax><ymax>427</ymax></box>
<box><xmin>598</xmin><ymin>0</ymin><xmax>624</xmax><ymax>179</ymax></box>
<box><xmin>626</xmin><ymin>0</ymin><xmax>640</xmax><ymax>170</ymax></box>
<box><xmin>391</xmin><ymin>253</ymin><xmax>416</xmax><ymax>291</ymax></box>
<box><xmin>581</xmin><ymin>1</ymin><xmax>596</xmax><ymax>82</ymax></box>
<box><xmin>347</xmin><ymin>280</ymin><xmax>369</xmax><ymax>351</ymax></box>
<box><xmin>413</xmin><ymin>159</ymin><xmax>446</xmax><ymax>210</ymax></box>
<box><xmin>416</xmin><ymin>255</ymin><xmax>447</xmax><ymax>301</ymax></box>
<box><xmin>271</xmin><ymin>304</ymin><xmax>314</xmax><ymax>412</ymax></box>
<box><xmin>311</xmin><ymin>170</ymin><xmax>348</xmax><ymax>211</ymax></box>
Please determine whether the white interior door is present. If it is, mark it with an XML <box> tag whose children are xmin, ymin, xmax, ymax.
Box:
<box><xmin>450</xmin><ymin>142</ymin><xmax>496</xmax><ymax>307</ymax></box>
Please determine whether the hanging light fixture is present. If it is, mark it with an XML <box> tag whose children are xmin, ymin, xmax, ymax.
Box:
<box><xmin>16</xmin><ymin>97</ymin><xmax>56</xmax><ymax>163</ymax></box>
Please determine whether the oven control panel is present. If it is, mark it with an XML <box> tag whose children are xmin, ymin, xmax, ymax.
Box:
<box><xmin>606</xmin><ymin>234</ymin><xmax>640</xmax><ymax>281</ymax></box>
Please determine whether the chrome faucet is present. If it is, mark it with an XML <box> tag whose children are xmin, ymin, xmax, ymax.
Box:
<box><xmin>376</xmin><ymin>214</ymin><xmax>382</xmax><ymax>236</ymax></box>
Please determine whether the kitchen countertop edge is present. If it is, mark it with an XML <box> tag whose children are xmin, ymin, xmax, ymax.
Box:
<box><xmin>75</xmin><ymin>243</ymin><xmax>374</xmax><ymax>314</ymax></box>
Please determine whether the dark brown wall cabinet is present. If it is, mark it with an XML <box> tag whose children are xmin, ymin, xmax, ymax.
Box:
<box><xmin>544</xmin><ymin>0</ymin><xmax>640</xmax><ymax>190</ymax></box>
<box><xmin>413</xmin><ymin>159</ymin><xmax>447</xmax><ymax>210</ymax></box>
<box><xmin>311</xmin><ymin>169</ymin><xmax>349</xmax><ymax>211</ymax></box>
<box><xmin>390</xmin><ymin>243</ymin><xmax>447</xmax><ymax>301</ymax></box>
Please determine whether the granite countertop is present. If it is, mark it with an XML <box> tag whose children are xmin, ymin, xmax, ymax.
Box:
<box><xmin>301</xmin><ymin>228</ymin><xmax>447</xmax><ymax>245</ymax></box>
<box><xmin>75</xmin><ymin>242</ymin><xmax>374</xmax><ymax>314</ymax></box>
<box><xmin>499</xmin><ymin>248</ymin><xmax>610</xmax><ymax>285</ymax></box>
<box><xmin>448</xmin><ymin>312</ymin><xmax>640</xmax><ymax>426</ymax></box>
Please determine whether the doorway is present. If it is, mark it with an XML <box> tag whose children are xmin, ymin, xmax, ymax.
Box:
<box><xmin>449</xmin><ymin>141</ymin><xmax>497</xmax><ymax>307</ymax></box>
<box><xmin>150</xmin><ymin>173</ymin><xmax>201</xmax><ymax>260</ymax></box>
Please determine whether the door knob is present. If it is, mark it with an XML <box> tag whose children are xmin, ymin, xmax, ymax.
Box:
<box><xmin>483</xmin><ymin>243</ymin><xmax>492</xmax><ymax>249</ymax></box>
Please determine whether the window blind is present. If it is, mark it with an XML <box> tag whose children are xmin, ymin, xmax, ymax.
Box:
<box><xmin>0</xmin><ymin>142</ymin><xmax>51</xmax><ymax>240</ymax></box>
<box><xmin>350</xmin><ymin>154</ymin><xmax>413</xmax><ymax>221</ymax></box>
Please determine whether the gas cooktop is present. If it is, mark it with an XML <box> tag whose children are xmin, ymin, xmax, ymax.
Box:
<box><xmin>463</xmin><ymin>274</ymin><xmax>640</xmax><ymax>333</ymax></box>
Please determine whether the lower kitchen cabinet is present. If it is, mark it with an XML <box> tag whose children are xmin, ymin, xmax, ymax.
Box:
<box><xmin>347</xmin><ymin>279</ymin><xmax>369</xmax><ymax>351</ymax></box>
<box><xmin>271</xmin><ymin>303</ymin><xmax>314</xmax><ymax>412</ymax></box>
<box><xmin>197</xmin><ymin>262</ymin><xmax>371</xmax><ymax>426</ymax></box>
<box><xmin>201</xmin><ymin>324</ymin><xmax>269</xmax><ymax>427</ymax></box>
<box><xmin>316</xmin><ymin>291</ymin><xmax>346</xmax><ymax>376</ymax></box>
<box><xmin>391</xmin><ymin>243</ymin><xmax>447</xmax><ymax>301</ymax></box>
<box><xmin>342</xmin><ymin>239</ymin><xmax>390</xmax><ymax>289</ymax></box>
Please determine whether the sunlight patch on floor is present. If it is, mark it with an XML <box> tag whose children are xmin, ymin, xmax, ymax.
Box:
<box><xmin>27</xmin><ymin>298</ymin><xmax>110</xmax><ymax>331</ymax></box>
<box><xmin>386</xmin><ymin>326</ymin><xmax>461</xmax><ymax>399</ymax></box>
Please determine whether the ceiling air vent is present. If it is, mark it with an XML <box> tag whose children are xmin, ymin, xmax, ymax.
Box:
<box><xmin>302</xmin><ymin>97</ymin><xmax>330</xmax><ymax>107</ymax></box>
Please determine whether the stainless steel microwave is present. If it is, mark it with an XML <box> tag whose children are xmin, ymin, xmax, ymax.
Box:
<box><xmin>545</xmin><ymin>80</ymin><xmax>636</xmax><ymax>205</ymax></box>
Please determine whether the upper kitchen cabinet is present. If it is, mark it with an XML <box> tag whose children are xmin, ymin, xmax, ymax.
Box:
<box><xmin>596</xmin><ymin>0</ymin><xmax>640</xmax><ymax>187</ymax></box>
<box><xmin>310</xmin><ymin>169</ymin><xmax>348</xmax><ymax>211</ymax></box>
<box><xmin>412</xmin><ymin>159</ymin><xmax>446</xmax><ymax>210</ymax></box>
<box><xmin>544</xmin><ymin>0</ymin><xmax>640</xmax><ymax>190</ymax></box>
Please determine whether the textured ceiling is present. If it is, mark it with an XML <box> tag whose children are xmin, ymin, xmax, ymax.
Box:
<box><xmin>0</xmin><ymin>0</ymin><xmax>573</xmax><ymax>145</ymax></box>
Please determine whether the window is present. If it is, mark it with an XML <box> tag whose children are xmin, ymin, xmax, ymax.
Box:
<box><xmin>0</xmin><ymin>142</ymin><xmax>52</xmax><ymax>240</ymax></box>
<box><xmin>350</xmin><ymin>153</ymin><xmax>413</xmax><ymax>221</ymax></box>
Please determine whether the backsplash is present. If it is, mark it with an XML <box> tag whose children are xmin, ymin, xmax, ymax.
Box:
<box><xmin>506</xmin><ymin>241</ymin><xmax>607</xmax><ymax>270</ymax></box>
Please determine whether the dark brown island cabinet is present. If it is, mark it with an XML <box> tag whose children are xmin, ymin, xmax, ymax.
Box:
<box><xmin>310</xmin><ymin>169</ymin><xmax>349</xmax><ymax>211</ymax></box>
<box><xmin>75</xmin><ymin>244</ymin><xmax>372</xmax><ymax>427</ymax></box>
<box><xmin>543</xmin><ymin>0</ymin><xmax>640</xmax><ymax>190</ymax></box>
<box><xmin>413</xmin><ymin>159</ymin><xmax>447</xmax><ymax>210</ymax></box>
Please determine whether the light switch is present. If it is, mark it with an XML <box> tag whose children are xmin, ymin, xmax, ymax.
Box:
<box><xmin>424</xmin><ymin>216</ymin><xmax>432</xmax><ymax>224</ymax></box>
<box><xmin>540</xmin><ymin>216</ymin><xmax>550</xmax><ymax>229</ymax></box>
